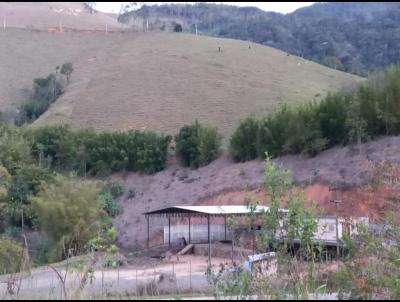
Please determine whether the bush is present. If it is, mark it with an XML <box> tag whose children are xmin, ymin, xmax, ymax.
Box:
<box><xmin>128</xmin><ymin>187</ymin><xmax>136</xmax><ymax>199</ymax></box>
<box><xmin>60</xmin><ymin>62</ymin><xmax>74</xmax><ymax>84</ymax></box>
<box><xmin>0</xmin><ymin>237</ymin><xmax>25</xmax><ymax>274</ymax></box>
<box><xmin>16</xmin><ymin>72</ymin><xmax>64</xmax><ymax>125</ymax></box>
<box><xmin>108</xmin><ymin>180</ymin><xmax>124</xmax><ymax>197</ymax></box>
<box><xmin>0</xmin><ymin>126</ymin><xmax>33</xmax><ymax>173</ymax></box>
<box><xmin>229</xmin><ymin>117</ymin><xmax>259</xmax><ymax>162</ymax></box>
<box><xmin>31</xmin><ymin>177</ymin><xmax>103</xmax><ymax>261</ymax></box>
<box><xmin>100</xmin><ymin>190</ymin><xmax>122</xmax><ymax>218</ymax></box>
<box><xmin>175</xmin><ymin>121</ymin><xmax>221</xmax><ymax>168</ymax></box>
<box><xmin>174</xmin><ymin>23</ymin><xmax>183</xmax><ymax>32</ymax></box>
<box><xmin>197</xmin><ymin>125</ymin><xmax>222</xmax><ymax>167</ymax></box>
<box><xmin>26</xmin><ymin>126</ymin><xmax>171</xmax><ymax>176</ymax></box>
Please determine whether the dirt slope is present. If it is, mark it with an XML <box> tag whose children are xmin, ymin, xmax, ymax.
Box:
<box><xmin>113</xmin><ymin>136</ymin><xmax>400</xmax><ymax>250</ymax></box>
<box><xmin>0</xmin><ymin>29</ymin><xmax>361</xmax><ymax>139</ymax></box>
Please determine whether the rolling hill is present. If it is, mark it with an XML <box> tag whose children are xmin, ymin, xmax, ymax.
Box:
<box><xmin>0</xmin><ymin>29</ymin><xmax>362</xmax><ymax>141</ymax></box>
<box><xmin>0</xmin><ymin>2</ymin><xmax>125</xmax><ymax>31</ymax></box>
<box><xmin>120</xmin><ymin>2</ymin><xmax>400</xmax><ymax>75</ymax></box>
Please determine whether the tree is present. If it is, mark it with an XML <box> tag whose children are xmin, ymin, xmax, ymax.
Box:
<box><xmin>32</xmin><ymin>178</ymin><xmax>103</xmax><ymax>261</ymax></box>
<box><xmin>346</xmin><ymin>94</ymin><xmax>369</xmax><ymax>155</ymax></box>
<box><xmin>208</xmin><ymin>154</ymin><xmax>319</xmax><ymax>299</ymax></box>
<box><xmin>0</xmin><ymin>127</ymin><xmax>33</xmax><ymax>173</ymax></box>
<box><xmin>175</xmin><ymin>121</ymin><xmax>221</xmax><ymax>168</ymax></box>
<box><xmin>229</xmin><ymin>117</ymin><xmax>259</xmax><ymax>162</ymax></box>
<box><xmin>60</xmin><ymin>62</ymin><xmax>74</xmax><ymax>84</ymax></box>
<box><xmin>0</xmin><ymin>165</ymin><xmax>11</xmax><ymax>200</ymax></box>
<box><xmin>0</xmin><ymin>237</ymin><xmax>26</xmax><ymax>274</ymax></box>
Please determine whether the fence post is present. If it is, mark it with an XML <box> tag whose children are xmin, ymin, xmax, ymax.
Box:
<box><xmin>136</xmin><ymin>269</ymin><xmax>138</xmax><ymax>298</ymax></box>
<box><xmin>189</xmin><ymin>261</ymin><xmax>192</xmax><ymax>290</ymax></box>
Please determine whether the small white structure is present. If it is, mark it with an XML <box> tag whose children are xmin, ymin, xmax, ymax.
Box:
<box><xmin>246</xmin><ymin>252</ymin><xmax>277</xmax><ymax>279</ymax></box>
<box><xmin>315</xmin><ymin>216</ymin><xmax>369</xmax><ymax>242</ymax></box>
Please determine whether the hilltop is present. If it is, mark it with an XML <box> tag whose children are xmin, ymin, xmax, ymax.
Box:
<box><xmin>0</xmin><ymin>2</ymin><xmax>125</xmax><ymax>31</ymax></box>
<box><xmin>120</xmin><ymin>2</ymin><xmax>400</xmax><ymax>75</ymax></box>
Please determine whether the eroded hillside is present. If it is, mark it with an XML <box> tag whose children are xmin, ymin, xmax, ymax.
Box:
<box><xmin>113</xmin><ymin>136</ymin><xmax>400</xmax><ymax>249</ymax></box>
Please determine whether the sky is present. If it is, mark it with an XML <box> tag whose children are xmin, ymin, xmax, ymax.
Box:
<box><xmin>95</xmin><ymin>2</ymin><xmax>316</xmax><ymax>15</ymax></box>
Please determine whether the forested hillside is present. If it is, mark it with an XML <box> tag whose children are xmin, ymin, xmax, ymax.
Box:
<box><xmin>119</xmin><ymin>2</ymin><xmax>400</xmax><ymax>75</ymax></box>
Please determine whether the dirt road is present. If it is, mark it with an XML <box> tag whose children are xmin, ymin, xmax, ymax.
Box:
<box><xmin>0</xmin><ymin>255</ymin><xmax>229</xmax><ymax>299</ymax></box>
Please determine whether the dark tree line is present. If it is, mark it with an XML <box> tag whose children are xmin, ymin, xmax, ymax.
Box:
<box><xmin>230</xmin><ymin>65</ymin><xmax>400</xmax><ymax>161</ymax></box>
<box><xmin>119</xmin><ymin>2</ymin><xmax>400</xmax><ymax>75</ymax></box>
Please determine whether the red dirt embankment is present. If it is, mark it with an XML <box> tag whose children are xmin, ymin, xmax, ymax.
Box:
<box><xmin>197</xmin><ymin>183</ymin><xmax>400</xmax><ymax>221</ymax></box>
<box><xmin>114</xmin><ymin>136</ymin><xmax>400</xmax><ymax>250</ymax></box>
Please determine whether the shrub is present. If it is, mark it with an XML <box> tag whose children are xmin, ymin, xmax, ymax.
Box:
<box><xmin>174</xmin><ymin>23</ymin><xmax>183</xmax><ymax>32</ymax></box>
<box><xmin>100</xmin><ymin>190</ymin><xmax>122</xmax><ymax>218</ymax></box>
<box><xmin>16</xmin><ymin>72</ymin><xmax>64</xmax><ymax>125</ymax></box>
<box><xmin>197</xmin><ymin>125</ymin><xmax>222</xmax><ymax>167</ymax></box>
<box><xmin>0</xmin><ymin>165</ymin><xmax>11</xmax><ymax>199</ymax></box>
<box><xmin>229</xmin><ymin>117</ymin><xmax>259</xmax><ymax>162</ymax></box>
<box><xmin>26</xmin><ymin>126</ymin><xmax>171</xmax><ymax>176</ymax></box>
<box><xmin>133</xmin><ymin>131</ymin><xmax>172</xmax><ymax>173</ymax></box>
<box><xmin>175</xmin><ymin>122</ymin><xmax>201</xmax><ymax>167</ymax></box>
<box><xmin>31</xmin><ymin>177</ymin><xmax>103</xmax><ymax>261</ymax></box>
<box><xmin>128</xmin><ymin>188</ymin><xmax>136</xmax><ymax>199</ymax></box>
<box><xmin>175</xmin><ymin>121</ymin><xmax>221</xmax><ymax>168</ymax></box>
<box><xmin>108</xmin><ymin>180</ymin><xmax>124</xmax><ymax>197</ymax></box>
<box><xmin>60</xmin><ymin>62</ymin><xmax>74</xmax><ymax>84</ymax></box>
<box><xmin>0</xmin><ymin>126</ymin><xmax>33</xmax><ymax>173</ymax></box>
<box><xmin>0</xmin><ymin>237</ymin><xmax>25</xmax><ymax>274</ymax></box>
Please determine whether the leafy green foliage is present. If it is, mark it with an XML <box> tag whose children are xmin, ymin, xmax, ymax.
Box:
<box><xmin>16</xmin><ymin>63</ymin><xmax>74</xmax><ymax>125</ymax></box>
<box><xmin>334</xmin><ymin>216</ymin><xmax>400</xmax><ymax>300</ymax></box>
<box><xmin>31</xmin><ymin>177</ymin><xmax>103</xmax><ymax>261</ymax></box>
<box><xmin>60</xmin><ymin>62</ymin><xmax>74</xmax><ymax>84</ymax></box>
<box><xmin>0</xmin><ymin>236</ymin><xmax>25</xmax><ymax>274</ymax></box>
<box><xmin>229</xmin><ymin>117</ymin><xmax>259</xmax><ymax>162</ymax></box>
<box><xmin>175</xmin><ymin>121</ymin><xmax>221</xmax><ymax>168</ymax></box>
<box><xmin>26</xmin><ymin>126</ymin><xmax>171</xmax><ymax>176</ymax></box>
<box><xmin>0</xmin><ymin>126</ymin><xmax>33</xmax><ymax>173</ymax></box>
<box><xmin>108</xmin><ymin>180</ymin><xmax>124</xmax><ymax>197</ymax></box>
<box><xmin>100</xmin><ymin>181</ymin><xmax>124</xmax><ymax>218</ymax></box>
<box><xmin>231</xmin><ymin>65</ymin><xmax>400</xmax><ymax>162</ymax></box>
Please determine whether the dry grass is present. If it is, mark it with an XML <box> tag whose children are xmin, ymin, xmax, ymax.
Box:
<box><xmin>0</xmin><ymin>7</ymin><xmax>363</xmax><ymax>141</ymax></box>
<box><xmin>0</xmin><ymin>2</ymin><xmax>125</xmax><ymax>31</ymax></box>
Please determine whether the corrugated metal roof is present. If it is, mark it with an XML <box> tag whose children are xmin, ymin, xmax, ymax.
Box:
<box><xmin>144</xmin><ymin>205</ymin><xmax>289</xmax><ymax>216</ymax></box>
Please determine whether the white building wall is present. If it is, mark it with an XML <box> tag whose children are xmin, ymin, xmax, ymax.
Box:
<box><xmin>163</xmin><ymin>217</ymin><xmax>369</xmax><ymax>245</ymax></box>
<box><xmin>164</xmin><ymin>224</ymin><xmax>231</xmax><ymax>244</ymax></box>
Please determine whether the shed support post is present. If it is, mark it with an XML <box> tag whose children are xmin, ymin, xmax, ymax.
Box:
<box><xmin>188</xmin><ymin>215</ymin><xmax>191</xmax><ymax>243</ymax></box>
<box><xmin>224</xmin><ymin>216</ymin><xmax>227</xmax><ymax>241</ymax></box>
<box><xmin>208</xmin><ymin>215</ymin><xmax>211</xmax><ymax>267</ymax></box>
<box><xmin>168</xmin><ymin>216</ymin><xmax>171</xmax><ymax>249</ymax></box>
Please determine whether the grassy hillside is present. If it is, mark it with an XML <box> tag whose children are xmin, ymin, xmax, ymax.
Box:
<box><xmin>0</xmin><ymin>29</ymin><xmax>363</xmax><ymax>141</ymax></box>
<box><xmin>0</xmin><ymin>2</ymin><xmax>125</xmax><ymax>30</ymax></box>
<box><xmin>121</xmin><ymin>3</ymin><xmax>400</xmax><ymax>75</ymax></box>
